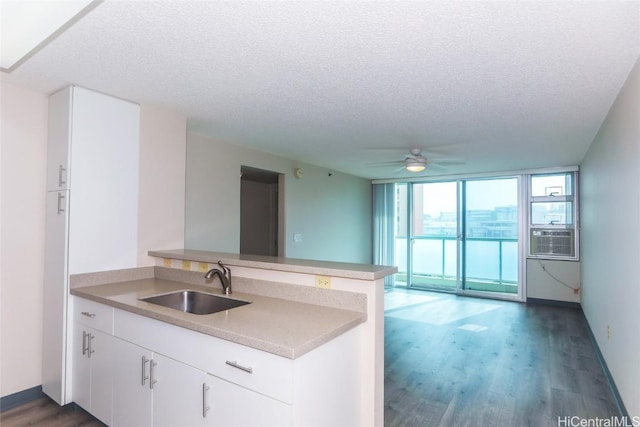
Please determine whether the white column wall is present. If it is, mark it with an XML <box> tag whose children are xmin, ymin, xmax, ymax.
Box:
<box><xmin>137</xmin><ymin>105</ymin><xmax>187</xmax><ymax>266</ymax></box>
<box><xmin>0</xmin><ymin>82</ymin><xmax>48</xmax><ymax>397</ymax></box>
<box><xmin>581</xmin><ymin>58</ymin><xmax>639</xmax><ymax>417</ymax></box>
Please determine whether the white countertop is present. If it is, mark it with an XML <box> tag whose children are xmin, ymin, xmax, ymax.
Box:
<box><xmin>149</xmin><ymin>249</ymin><xmax>398</xmax><ymax>281</ymax></box>
<box><xmin>71</xmin><ymin>278</ymin><xmax>366</xmax><ymax>359</ymax></box>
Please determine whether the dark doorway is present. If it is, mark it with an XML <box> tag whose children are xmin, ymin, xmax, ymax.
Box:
<box><xmin>240</xmin><ymin>166</ymin><xmax>282</xmax><ymax>256</ymax></box>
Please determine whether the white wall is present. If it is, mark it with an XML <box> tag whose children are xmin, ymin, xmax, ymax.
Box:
<box><xmin>0</xmin><ymin>82</ymin><xmax>187</xmax><ymax>398</ymax></box>
<box><xmin>581</xmin><ymin>58</ymin><xmax>639</xmax><ymax>417</ymax></box>
<box><xmin>137</xmin><ymin>105</ymin><xmax>187</xmax><ymax>266</ymax></box>
<box><xmin>0</xmin><ymin>82</ymin><xmax>48</xmax><ymax>397</ymax></box>
<box><xmin>185</xmin><ymin>132</ymin><xmax>372</xmax><ymax>264</ymax></box>
<box><xmin>526</xmin><ymin>259</ymin><xmax>581</xmax><ymax>303</ymax></box>
<box><xmin>287</xmin><ymin>163</ymin><xmax>372</xmax><ymax>263</ymax></box>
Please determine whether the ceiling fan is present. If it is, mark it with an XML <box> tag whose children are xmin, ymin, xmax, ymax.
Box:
<box><xmin>368</xmin><ymin>148</ymin><xmax>464</xmax><ymax>174</ymax></box>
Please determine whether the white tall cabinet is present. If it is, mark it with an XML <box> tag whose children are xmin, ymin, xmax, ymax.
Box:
<box><xmin>42</xmin><ymin>86</ymin><xmax>140</xmax><ymax>405</ymax></box>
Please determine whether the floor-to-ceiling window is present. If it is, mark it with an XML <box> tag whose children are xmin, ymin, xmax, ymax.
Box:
<box><xmin>395</xmin><ymin>181</ymin><xmax>459</xmax><ymax>292</ymax></box>
<box><xmin>381</xmin><ymin>177</ymin><xmax>522</xmax><ymax>301</ymax></box>
<box><xmin>461</xmin><ymin>177</ymin><xmax>519</xmax><ymax>297</ymax></box>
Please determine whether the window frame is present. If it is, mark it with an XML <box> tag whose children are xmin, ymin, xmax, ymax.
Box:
<box><xmin>528</xmin><ymin>171</ymin><xmax>579</xmax><ymax>261</ymax></box>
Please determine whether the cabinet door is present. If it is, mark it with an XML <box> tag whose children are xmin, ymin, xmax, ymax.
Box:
<box><xmin>72</xmin><ymin>325</ymin><xmax>91</xmax><ymax>412</ymax></box>
<box><xmin>205</xmin><ymin>374</ymin><xmax>291</xmax><ymax>427</ymax></box>
<box><xmin>152</xmin><ymin>353</ymin><xmax>205</xmax><ymax>427</ymax></box>
<box><xmin>112</xmin><ymin>338</ymin><xmax>152</xmax><ymax>427</ymax></box>
<box><xmin>90</xmin><ymin>330</ymin><xmax>114</xmax><ymax>426</ymax></box>
<box><xmin>47</xmin><ymin>88</ymin><xmax>71</xmax><ymax>191</ymax></box>
<box><xmin>42</xmin><ymin>190</ymin><xmax>70</xmax><ymax>405</ymax></box>
<box><xmin>67</xmin><ymin>87</ymin><xmax>140</xmax><ymax>275</ymax></box>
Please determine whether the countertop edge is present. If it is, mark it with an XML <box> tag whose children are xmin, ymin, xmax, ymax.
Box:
<box><xmin>149</xmin><ymin>249</ymin><xmax>398</xmax><ymax>280</ymax></box>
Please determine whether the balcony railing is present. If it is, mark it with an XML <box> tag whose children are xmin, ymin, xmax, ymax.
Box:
<box><xmin>394</xmin><ymin>235</ymin><xmax>518</xmax><ymax>292</ymax></box>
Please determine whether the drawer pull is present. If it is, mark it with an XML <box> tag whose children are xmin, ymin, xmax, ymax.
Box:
<box><xmin>58</xmin><ymin>165</ymin><xmax>67</xmax><ymax>186</ymax></box>
<box><xmin>150</xmin><ymin>360</ymin><xmax>158</xmax><ymax>389</ymax></box>
<box><xmin>82</xmin><ymin>331</ymin><xmax>88</xmax><ymax>356</ymax></box>
<box><xmin>81</xmin><ymin>311</ymin><xmax>96</xmax><ymax>318</ymax></box>
<box><xmin>225</xmin><ymin>360</ymin><xmax>253</xmax><ymax>374</ymax></box>
<box><xmin>88</xmin><ymin>333</ymin><xmax>95</xmax><ymax>358</ymax></box>
<box><xmin>57</xmin><ymin>193</ymin><xmax>66</xmax><ymax>214</ymax></box>
<box><xmin>202</xmin><ymin>383</ymin><xmax>210</xmax><ymax>418</ymax></box>
<box><xmin>141</xmin><ymin>356</ymin><xmax>150</xmax><ymax>386</ymax></box>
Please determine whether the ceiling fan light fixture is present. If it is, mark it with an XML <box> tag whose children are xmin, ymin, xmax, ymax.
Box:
<box><xmin>405</xmin><ymin>158</ymin><xmax>426</xmax><ymax>172</ymax></box>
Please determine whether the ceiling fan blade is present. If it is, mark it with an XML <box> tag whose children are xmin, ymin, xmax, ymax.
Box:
<box><xmin>365</xmin><ymin>160</ymin><xmax>405</xmax><ymax>167</ymax></box>
<box><xmin>431</xmin><ymin>159</ymin><xmax>466</xmax><ymax>166</ymax></box>
<box><xmin>424</xmin><ymin>163</ymin><xmax>449</xmax><ymax>172</ymax></box>
<box><xmin>366</xmin><ymin>147</ymin><xmax>411</xmax><ymax>153</ymax></box>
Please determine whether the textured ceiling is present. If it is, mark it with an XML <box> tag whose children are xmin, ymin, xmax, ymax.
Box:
<box><xmin>2</xmin><ymin>1</ymin><xmax>639</xmax><ymax>179</ymax></box>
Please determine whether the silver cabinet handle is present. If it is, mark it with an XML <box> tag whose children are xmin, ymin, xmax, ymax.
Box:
<box><xmin>57</xmin><ymin>193</ymin><xmax>65</xmax><ymax>215</ymax></box>
<box><xmin>81</xmin><ymin>311</ymin><xmax>95</xmax><ymax>318</ymax></box>
<box><xmin>141</xmin><ymin>356</ymin><xmax>150</xmax><ymax>386</ymax></box>
<box><xmin>150</xmin><ymin>360</ymin><xmax>158</xmax><ymax>389</ymax></box>
<box><xmin>58</xmin><ymin>165</ymin><xmax>67</xmax><ymax>186</ymax></box>
<box><xmin>202</xmin><ymin>383</ymin><xmax>210</xmax><ymax>418</ymax></box>
<box><xmin>82</xmin><ymin>331</ymin><xmax>88</xmax><ymax>356</ymax></box>
<box><xmin>88</xmin><ymin>333</ymin><xmax>95</xmax><ymax>358</ymax></box>
<box><xmin>225</xmin><ymin>360</ymin><xmax>253</xmax><ymax>374</ymax></box>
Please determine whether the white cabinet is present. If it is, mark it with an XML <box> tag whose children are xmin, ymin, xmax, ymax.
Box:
<box><xmin>205</xmin><ymin>374</ymin><xmax>291</xmax><ymax>426</ymax></box>
<box><xmin>73</xmin><ymin>297</ymin><xmax>361</xmax><ymax>426</ymax></box>
<box><xmin>113</xmin><ymin>309</ymin><xmax>294</xmax><ymax>426</ymax></box>
<box><xmin>72</xmin><ymin>326</ymin><xmax>114</xmax><ymax>425</ymax></box>
<box><xmin>42</xmin><ymin>191</ymin><xmax>70</xmax><ymax>404</ymax></box>
<box><xmin>42</xmin><ymin>86</ymin><xmax>139</xmax><ymax>405</ymax></box>
<box><xmin>72</xmin><ymin>327</ymin><xmax>91</xmax><ymax>412</ymax></box>
<box><xmin>153</xmin><ymin>353</ymin><xmax>208</xmax><ymax>427</ymax></box>
<box><xmin>72</xmin><ymin>297</ymin><xmax>114</xmax><ymax>425</ymax></box>
<box><xmin>110</xmin><ymin>337</ymin><xmax>291</xmax><ymax>427</ymax></box>
<box><xmin>112</xmin><ymin>338</ymin><xmax>153</xmax><ymax>427</ymax></box>
<box><xmin>45</xmin><ymin>85</ymin><xmax>140</xmax><ymax>276</ymax></box>
<box><xmin>46</xmin><ymin>88</ymin><xmax>71</xmax><ymax>191</ymax></box>
<box><xmin>112</xmin><ymin>339</ymin><xmax>208</xmax><ymax>427</ymax></box>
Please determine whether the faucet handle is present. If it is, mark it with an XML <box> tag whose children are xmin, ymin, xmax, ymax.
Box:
<box><xmin>218</xmin><ymin>261</ymin><xmax>230</xmax><ymax>277</ymax></box>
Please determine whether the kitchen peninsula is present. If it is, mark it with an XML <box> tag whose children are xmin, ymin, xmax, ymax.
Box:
<box><xmin>70</xmin><ymin>249</ymin><xmax>396</xmax><ymax>426</ymax></box>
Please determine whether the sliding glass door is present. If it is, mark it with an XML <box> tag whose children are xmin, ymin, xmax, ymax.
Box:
<box><xmin>388</xmin><ymin>177</ymin><xmax>521</xmax><ymax>300</ymax></box>
<box><xmin>410</xmin><ymin>182</ymin><xmax>459</xmax><ymax>291</ymax></box>
<box><xmin>462</xmin><ymin>178</ymin><xmax>519</xmax><ymax>296</ymax></box>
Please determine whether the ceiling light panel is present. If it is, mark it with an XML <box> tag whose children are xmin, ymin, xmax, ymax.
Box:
<box><xmin>0</xmin><ymin>0</ymin><xmax>96</xmax><ymax>71</ymax></box>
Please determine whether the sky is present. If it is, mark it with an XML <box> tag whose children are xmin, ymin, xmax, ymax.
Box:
<box><xmin>420</xmin><ymin>178</ymin><xmax>518</xmax><ymax>217</ymax></box>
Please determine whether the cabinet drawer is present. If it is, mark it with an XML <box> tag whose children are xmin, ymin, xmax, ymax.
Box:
<box><xmin>73</xmin><ymin>297</ymin><xmax>113</xmax><ymax>334</ymax></box>
<box><xmin>203</xmin><ymin>335</ymin><xmax>294</xmax><ymax>405</ymax></box>
<box><xmin>114</xmin><ymin>308</ymin><xmax>294</xmax><ymax>404</ymax></box>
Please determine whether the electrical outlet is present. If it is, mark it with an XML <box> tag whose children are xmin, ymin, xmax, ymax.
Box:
<box><xmin>315</xmin><ymin>275</ymin><xmax>332</xmax><ymax>289</ymax></box>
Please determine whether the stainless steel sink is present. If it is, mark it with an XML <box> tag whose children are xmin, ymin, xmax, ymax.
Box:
<box><xmin>140</xmin><ymin>290</ymin><xmax>250</xmax><ymax>315</ymax></box>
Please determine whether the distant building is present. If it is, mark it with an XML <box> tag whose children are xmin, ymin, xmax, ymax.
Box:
<box><xmin>421</xmin><ymin>206</ymin><xmax>517</xmax><ymax>239</ymax></box>
<box><xmin>395</xmin><ymin>184</ymin><xmax>518</xmax><ymax>240</ymax></box>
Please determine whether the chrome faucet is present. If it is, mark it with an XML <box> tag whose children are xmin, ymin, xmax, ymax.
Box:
<box><xmin>205</xmin><ymin>261</ymin><xmax>232</xmax><ymax>295</ymax></box>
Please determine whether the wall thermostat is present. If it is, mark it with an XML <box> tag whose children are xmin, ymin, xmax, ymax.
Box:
<box><xmin>295</xmin><ymin>168</ymin><xmax>304</xmax><ymax>178</ymax></box>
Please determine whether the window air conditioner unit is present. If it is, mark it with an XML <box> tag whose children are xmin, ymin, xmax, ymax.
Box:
<box><xmin>530</xmin><ymin>229</ymin><xmax>575</xmax><ymax>257</ymax></box>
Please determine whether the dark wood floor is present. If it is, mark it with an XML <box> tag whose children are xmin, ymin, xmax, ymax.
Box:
<box><xmin>384</xmin><ymin>288</ymin><xmax>620</xmax><ymax>427</ymax></box>
<box><xmin>0</xmin><ymin>397</ymin><xmax>104</xmax><ymax>427</ymax></box>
